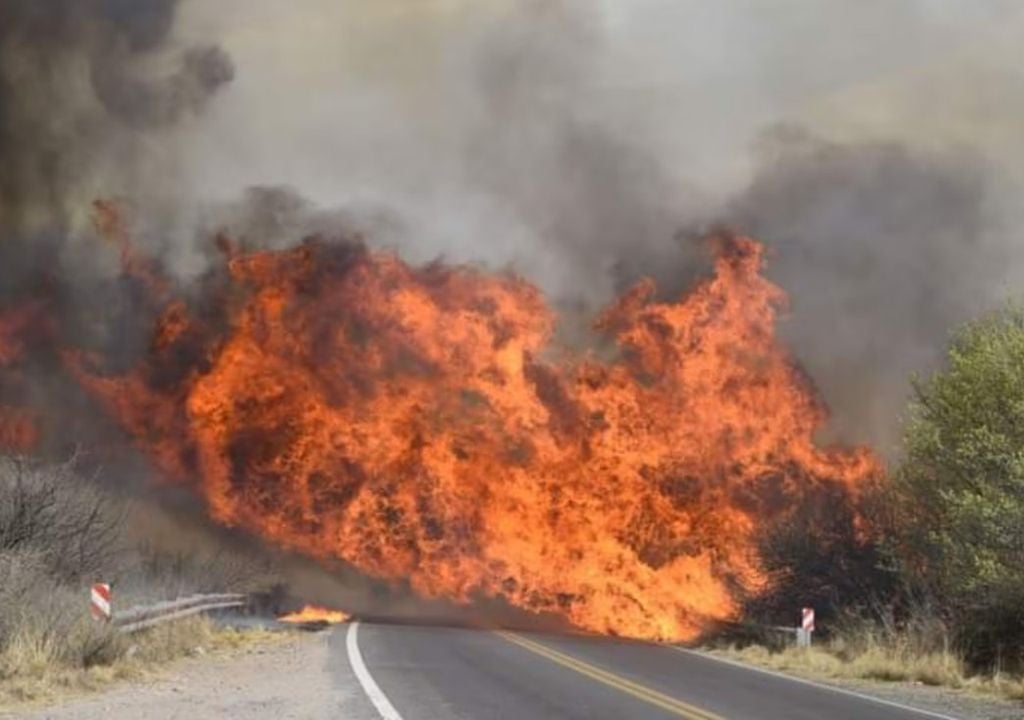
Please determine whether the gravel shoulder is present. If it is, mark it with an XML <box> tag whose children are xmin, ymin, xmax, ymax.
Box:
<box><xmin>830</xmin><ymin>677</ymin><xmax>1024</xmax><ymax>720</ymax></box>
<box><xmin>7</xmin><ymin>631</ymin><xmax>354</xmax><ymax>720</ymax></box>
<box><xmin>704</xmin><ymin>650</ymin><xmax>1024</xmax><ymax>720</ymax></box>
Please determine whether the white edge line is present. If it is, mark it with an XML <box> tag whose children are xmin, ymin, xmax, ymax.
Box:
<box><xmin>668</xmin><ymin>646</ymin><xmax>963</xmax><ymax>720</ymax></box>
<box><xmin>346</xmin><ymin>621</ymin><xmax>405</xmax><ymax>720</ymax></box>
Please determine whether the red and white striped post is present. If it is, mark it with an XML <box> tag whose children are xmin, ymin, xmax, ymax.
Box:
<box><xmin>91</xmin><ymin>583</ymin><xmax>112</xmax><ymax>622</ymax></box>
<box><xmin>798</xmin><ymin>606</ymin><xmax>815</xmax><ymax>647</ymax></box>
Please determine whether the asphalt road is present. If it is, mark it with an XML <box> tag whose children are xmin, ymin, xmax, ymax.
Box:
<box><xmin>330</xmin><ymin>621</ymin><xmax>962</xmax><ymax>720</ymax></box>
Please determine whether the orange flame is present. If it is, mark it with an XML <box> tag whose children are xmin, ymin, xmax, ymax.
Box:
<box><xmin>278</xmin><ymin>605</ymin><xmax>350</xmax><ymax>624</ymax></box>
<box><xmin>0</xmin><ymin>408</ymin><xmax>38</xmax><ymax>452</ymax></box>
<box><xmin>0</xmin><ymin>304</ymin><xmax>44</xmax><ymax>451</ymax></box>
<box><xmin>70</xmin><ymin>213</ymin><xmax>880</xmax><ymax>641</ymax></box>
<box><xmin>92</xmin><ymin>200</ymin><xmax>171</xmax><ymax>301</ymax></box>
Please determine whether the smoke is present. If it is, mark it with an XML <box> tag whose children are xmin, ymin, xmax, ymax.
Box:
<box><xmin>5</xmin><ymin>0</ymin><xmax>1024</xmax><ymax>449</ymax></box>
<box><xmin>0</xmin><ymin>0</ymin><xmax>234</xmax><ymax>450</ymax></box>
<box><xmin>167</xmin><ymin>1</ymin><xmax>709</xmax><ymax>309</ymax></box>
<box><xmin>169</xmin><ymin>0</ymin><xmax>1024</xmax><ymax>448</ymax></box>
<box><xmin>0</xmin><ymin>0</ymin><xmax>231</xmax><ymax>294</ymax></box>
<box><xmin>730</xmin><ymin>130</ymin><xmax>1009</xmax><ymax>449</ymax></box>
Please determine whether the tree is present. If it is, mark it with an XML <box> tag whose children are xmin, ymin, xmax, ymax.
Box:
<box><xmin>895</xmin><ymin>304</ymin><xmax>1024</xmax><ymax>663</ymax></box>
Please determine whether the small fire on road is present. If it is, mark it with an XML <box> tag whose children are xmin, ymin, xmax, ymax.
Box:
<box><xmin>278</xmin><ymin>605</ymin><xmax>351</xmax><ymax>625</ymax></box>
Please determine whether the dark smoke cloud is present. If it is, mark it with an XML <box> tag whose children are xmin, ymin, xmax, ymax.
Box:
<box><xmin>92</xmin><ymin>44</ymin><xmax>233</xmax><ymax>130</ymax></box>
<box><xmin>179</xmin><ymin>1</ymin><xmax>1022</xmax><ymax>452</ymax></box>
<box><xmin>0</xmin><ymin>0</ymin><xmax>233</xmax><ymax>312</ymax></box>
<box><xmin>458</xmin><ymin>3</ymin><xmax>706</xmax><ymax>310</ymax></box>
<box><xmin>0</xmin><ymin>0</ymin><xmax>233</xmax><ymax>448</ymax></box>
<box><xmin>0</xmin><ymin>0</ymin><xmax>232</xmax><ymax>246</ymax></box>
<box><xmin>3</xmin><ymin>0</ymin><xmax>1023</xmax><ymax>458</ymax></box>
<box><xmin>727</xmin><ymin>128</ymin><xmax>1007</xmax><ymax>449</ymax></box>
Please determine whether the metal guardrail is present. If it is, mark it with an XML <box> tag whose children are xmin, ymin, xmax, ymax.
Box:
<box><xmin>765</xmin><ymin>624</ymin><xmax>814</xmax><ymax>646</ymax></box>
<box><xmin>693</xmin><ymin>618</ymin><xmax>813</xmax><ymax>649</ymax></box>
<box><xmin>113</xmin><ymin>593</ymin><xmax>247</xmax><ymax>634</ymax></box>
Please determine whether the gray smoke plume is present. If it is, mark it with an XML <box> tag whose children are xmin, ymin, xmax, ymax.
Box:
<box><xmin>170</xmin><ymin>0</ymin><xmax>1024</xmax><ymax>449</ymax></box>
<box><xmin>4</xmin><ymin>0</ymin><xmax>1024</xmax><ymax>453</ymax></box>
<box><xmin>0</xmin><ymin>0</ymin><xmax>232</xmax><ymax>298</ymax></box>
<box><xmin>0</xmin><ymin>0</ymin><xmax>234</xmax><ymax>450</ymax></box>
<box><xmin>729</xmin><ymin>129</ymin><xmax>1009</xmax><ymax>450</ymax></box>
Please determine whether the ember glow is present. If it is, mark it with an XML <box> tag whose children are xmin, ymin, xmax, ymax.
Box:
<box><xmin>278</xmin><ymin>605</ymin><xmax>350</xmax><ymax>625</ymax></box>
<box><xmin>68</xmin><ymin>210</ymin><xmax>879</xmax><ymax>641</ymax></box>
<box><xmin>0</xmin><ymin>304</ymin><xmax>43</xmax><ymax>451</ymax></box>
<box><xmin>0</xmin><ymin>408</ymin><xmax>38</xmax><ymax>453</ymax></box>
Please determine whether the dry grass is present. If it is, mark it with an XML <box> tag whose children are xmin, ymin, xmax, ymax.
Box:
<box><xmin>715</xmin><ymin>634</ymin><xmax>1024</xmax><ymax>702</ymax></box>
<box><xmin>0</xmin><ymin>615</ymin><xmax>284</xmax><ymax>709</ymax></box>
<box><xmin>0</xmin><ymin>455</ymin><xmax>289</xmax><ymax>710</ymax></box>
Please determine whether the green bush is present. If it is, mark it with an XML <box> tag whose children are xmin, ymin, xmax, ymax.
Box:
<box><xmin>894</xmin><ymin>303</ymin><xmax>1024</xmax><ymax>667</ymax></box>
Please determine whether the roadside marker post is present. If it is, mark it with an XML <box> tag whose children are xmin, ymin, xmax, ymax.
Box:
<box><xmin>91</xmin><ymin>583</ymin><xmax>112</xmax><ymax>622</ymax></box>
<box><xmin>798</xmin><ymin>607</ymin><xmax>814</xmax><ymax>647</ymax></box>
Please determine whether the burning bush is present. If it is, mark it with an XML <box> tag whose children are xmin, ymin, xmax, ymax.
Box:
<box><xmin>64</xmin><ymin>214</ymin><xmax>879</xmax><ymax>641</ymax></box>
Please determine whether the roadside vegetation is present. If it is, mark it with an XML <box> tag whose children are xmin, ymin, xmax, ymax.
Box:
<box><xmin>732</xmin><ymin>303</ymin><xmax>1024</xmax><ymax>701</ymax></box>
<box><xmin>718</xmin><ymin>638</ymin><xmax>1024</xmax><ymax>702</ymax></box>
<box><xmin>0</xmin><ymin>455</ymin><xmax>283</xmax><ymax>707</ymax></box>
<box><xmin>0</xmin><ymin>614</ymin><xmax>281</xmax><ymax>707</ymax></box>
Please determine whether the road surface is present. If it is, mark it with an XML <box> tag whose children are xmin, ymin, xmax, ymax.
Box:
<box><xmin>333</xmin><ymin>621</ymin><xmax>963</xmax><ymax>720</ymax></box>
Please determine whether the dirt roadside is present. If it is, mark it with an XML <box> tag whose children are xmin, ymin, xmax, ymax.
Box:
<box><xmin>5</xmin><ymin>631</ymin><xmax>356</xmax><ymax>720</ymax></box>
<box><xmin>702</xmin><ymin>650</ymin><xmax>1024</xmax><ymax>720</ymax></box>
<box><xmin>833</xmin><ymin>677</ymin><xmax>1024</xmax><ymax>720</ymax></box>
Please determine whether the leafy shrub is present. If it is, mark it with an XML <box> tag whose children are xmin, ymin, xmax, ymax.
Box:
<box><xmin>893</xmin><ymin>303</ymin><xmax>1024</xmax><ymax>668</ymax></box>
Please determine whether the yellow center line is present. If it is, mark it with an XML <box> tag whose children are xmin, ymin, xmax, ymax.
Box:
<box><xmin>496</xmin><ymin>631</ymin><xmax>726</xmax><ymax>720</ymax></box>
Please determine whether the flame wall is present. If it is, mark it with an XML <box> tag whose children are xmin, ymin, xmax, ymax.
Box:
<box><xmin>68</xmin><ymin>223</ymin><xmax>877</xmax><ymax>640</ymax></box>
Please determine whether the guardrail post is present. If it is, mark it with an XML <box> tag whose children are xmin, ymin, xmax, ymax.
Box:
<box><xmin>798</xmin><ymin>607</ymin><xmax>815</xmax><ymax>647</ymax></box>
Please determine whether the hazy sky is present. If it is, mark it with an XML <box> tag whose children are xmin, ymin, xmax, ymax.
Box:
<box><xmin>173</xmin><ymin>0</ymin><xmax>1023</xmax><ymax>204</ymax></box>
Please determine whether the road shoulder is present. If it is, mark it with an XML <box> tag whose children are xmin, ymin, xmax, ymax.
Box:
<box><xmin>8</xmin><ymin>631</ymin><xmax>351</xmax><ymax>720</ymax></box>
<box><xmin>698</xmin><ymin>648</ymin><xmax>1024</xmax><ymax>720</ymax></box>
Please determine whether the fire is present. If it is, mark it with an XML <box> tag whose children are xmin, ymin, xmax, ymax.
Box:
<box><xmin>70</xmin><ymin>211</ymin><xmax>879</xmax><ymax>641</ymax></box>
<box><xmin>92</xmin><ymin>200</ymin><xmax>171</xmax><ymax>301</ymax></box>
<box><xmin>0</xmin><ymin>308</ymin><xmax>31</xmax><ymax>368</ymax></box>
<box><xmin>0</xmin><ymin>408</ymin><xmax>38</xmax><ymax>452</ymax></box>
<box><xmin>278</xmin><ymin>605</ymin><xmax>350</xmax><ymax>625</ymax></box>
<box><xmin>0</xmin><ymin>304</ymin><xmax>44</xmax><ymax>451</ymax></box>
